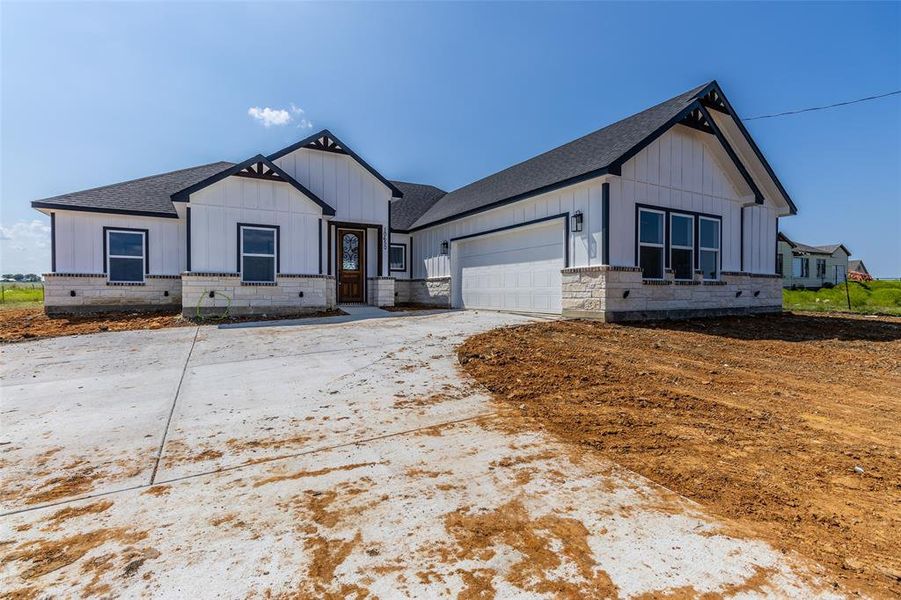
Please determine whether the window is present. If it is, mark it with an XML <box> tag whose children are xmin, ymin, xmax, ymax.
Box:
<box><xmin>106</xmin><ymin>229</ymin><xmax>146</xmax><ymax>282</ymax></box>
<box><xmin>669</xmin><ymin>214</ymin><xmax>694</xmax><ymax>280</ymax></box>
<box><xmin>792</xmin><ymin>257</ymin><xmax>809</xmax><ymax>278</ymax></box>
<box><xmin>240</xmin><ymin>226</ymin><xmax>277</xmax><ymax>283</ymax></box>
<box><xmin>776</xmin><ymin>253</ymin><xmax>784</xmax><ymax>276</ymax></box>
<box><xmin>638</xmin><ymin>209</ymin><xmax>665</xmax><ymax>279</ymax></box>
<box><xmin>816</xmin><ymin>259</ymin><xmax>826</xmax><ymax>279</ymax></box>
<box><xmin>389</xmin><ymin>243</ymin><xmax>406</xmax><ymax>272</ymax></box>
<box><xmin>699</xmin><ymin>217</ymin><xmax>720</xmax><ymax>280</ymax></box>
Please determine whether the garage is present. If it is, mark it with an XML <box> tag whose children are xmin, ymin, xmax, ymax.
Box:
<box><xmin>453</xmin><ymin>218</ymin><xmax>565</xmax><ymax>314</ymax></box>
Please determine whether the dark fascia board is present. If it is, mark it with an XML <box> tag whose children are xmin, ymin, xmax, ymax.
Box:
<box><xmin>267</xmin><ymin>129</ymin><xmax>404</xmax><ymax>198</ymax></box>
<box><xmin>170</xmin><ymin>154</ymin><xmax>336</xmax><ymax>216</ymax></box>
<box><xmin>31</xmin><ymin>201</ymin><xmax>178</xmax><ymax>219</ymax></box>
<box><xmin>400</xmin><ymin>167</ymin><xmax>614</xmax><ymax>233</ymax></box>
<box><xmin>696</xmin><ymin>103</ymin><xmax>764</xmax><ymax>203</ymax></box>
<box><xmin>703</xmin><ymin>81</ymin><xmax>798</xmax><ymax>215</ymax></box>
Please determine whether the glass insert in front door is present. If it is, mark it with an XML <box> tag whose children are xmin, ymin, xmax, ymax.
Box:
<box><xmin>342</xmin><ymin>233</ymin><xmax>360</xmax><ymax>270</ymax></box>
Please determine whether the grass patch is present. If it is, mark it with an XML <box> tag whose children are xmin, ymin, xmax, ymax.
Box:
<box><xmin>0</xmin><ymin>283</ymin><xmax>44</xmax><ymax>307</ymax></box>
<box><xmin>783</xmin><ymin>280</ymin><xmax>901</xmax><ymax>316</ymax></box>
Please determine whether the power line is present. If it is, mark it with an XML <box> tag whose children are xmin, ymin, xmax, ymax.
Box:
<box><xmin>745</xmin><ymin>89</ymin><xmax>901</xmax><ymax>120</ymax></box>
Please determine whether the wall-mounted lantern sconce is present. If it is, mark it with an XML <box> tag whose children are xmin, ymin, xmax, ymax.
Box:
<box><xmin>622</xmin><ymin>289</ymin><xmax>630</xmax><ymax>299</ymax></box>
<box><xmin>571</xmin><ymin>211</ymin><xmax>584</xmax><ymax>233</ymax></box>
<box><xmin>440</xmin><ymin>240</ymin><xmax>449</xmax><ymax>255</ymax></box>
<box><xmin>70</xmin><ymin>290</ymin><xmax>76</xmax><ymax>297</ymax></box>
<box><xmin>753</xmin><ymin>290</ymin><xmax>760</xmax><ymax>297</ymax></box>
<box><xmin>735</xmin><ymin>290</ymin><xmax>742</xmax><ymax>298</ymax></box>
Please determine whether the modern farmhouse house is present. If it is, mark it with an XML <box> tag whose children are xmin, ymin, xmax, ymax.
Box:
<box><xmin>33</xmin><ymin>81</ymin><xmax>796</xmax><ymax>321</ymax></box>
<box><xmin>777</xmin><ymin>233</ymin><xmax>850</xmax><ymax>289</ymax></box>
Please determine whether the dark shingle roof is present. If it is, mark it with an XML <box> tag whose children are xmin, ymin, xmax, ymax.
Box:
<box><xmin>408</xmin><ymin>82</ymin><xmax>711</xmax><ymax>229</ymax></box>
<box><xmin>389</xmin><ymin>181</ymin><xmax>447</xmax><ymax>230</ymax></box>
<box><xmin>849</xmin><ymin>260</ymin><xmax>867</xmax><ymax>274</ymax></box>
<box><xmin>32</xmin><ymin>161</ymin><xmax>234</xmax><ymax>218</ymax></box>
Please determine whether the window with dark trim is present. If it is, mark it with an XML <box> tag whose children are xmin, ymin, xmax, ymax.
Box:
<box><xmin>106</xmin><ymin>229</ymin><xmax>145</xmax><ymax>282</ymax></box>
<box><xmin>776</xmin><ymin>253</ymin><xmax>784</xmax><ymax>276</ymax></box>
<box><xmin>669</xmin><ymin>213</ymin><xmax>694</xmax><ymax>280</ymax></box>
<box><xmin>699</xmin><ymin>217</ymin><xmax>720</xmax><ymax>280</ymax></box>
<box><xmin>793</xmin><ymin>257</ymin><xmax>809</xmax><ymax>278</ymax></box>
<box><xmin>389</xmin><ymin>243</ymin><xmax>406</xmax><ymax>272</ymax></box>
<box><xmin>638</xmin><ymin>208</ymin><xmax>665</xmax><ymax>279</ymax></box>
<box><xmin>816</xmin><ymin>259</ymin><xmax>826</xmax><ymax>278</ymax></box>
<box><xmin>240</xmin><ymin>225</ymin><xmax>277</xmax><ymax>283</ymax></box>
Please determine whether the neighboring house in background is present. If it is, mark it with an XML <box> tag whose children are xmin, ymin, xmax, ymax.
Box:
<box><xmin>848</xmin><ymin>259</ymin><xmax>869</xmax><ymax>276</ymax></box>
<box><xmin>777</xmin><ymin>233</ymin><xmax>850</xmax><ymax>289</ymax></box>
<box><xmin>33</xmin><ymin>80</ymin><xmax>796</xmax><ymax>321</ymax></box>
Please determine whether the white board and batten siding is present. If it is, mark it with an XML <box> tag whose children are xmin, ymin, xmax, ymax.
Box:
<box><xmin>52</xmin><ymin>208</ymin><xmax>185</xmax><ymax>275</ymax></box>
<box><xmin>389</xmin><ymin>232</ymin><xmax>411</xmax><ymax>279</ymax></box>
<box><xmin>273</xmin><ymin>147</ymin><xmax>392</xmax><ymax>276</ymax></box>
<box><xmin>609</xmin><ymin>125</ymin><xmax>778</xmax><ymax>274</ymax></box>
<box><xmin>188</xmin><ymin>176</ymin><xmax>322</xmax><ymax>275</ymax></box>
<box><xmin>411</xmin><ymin>177</ymin><xmax>609</xmax><ymax>280</ymax></box>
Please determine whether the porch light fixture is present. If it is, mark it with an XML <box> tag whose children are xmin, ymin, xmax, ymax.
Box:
<box><xmin>571</xmin><ymin>211</ymin><xmax>584</xmax><ymax>233</ymax></box>
<box><xmin>440</xmin><ymin>240</ymin><xmax>449</xmax><ymax>255</ymax></box>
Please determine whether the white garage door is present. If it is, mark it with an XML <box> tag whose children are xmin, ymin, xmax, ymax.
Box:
<box><xmin>454</xmin><ymin>219</ymin><xmax>564</xmax><ymax>314</ymax></box>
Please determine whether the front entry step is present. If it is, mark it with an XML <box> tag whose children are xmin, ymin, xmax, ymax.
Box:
<box><xmin>338</xmin><ymin>304</ymin><xmax>391</xmax><ymax>318</ymax></box>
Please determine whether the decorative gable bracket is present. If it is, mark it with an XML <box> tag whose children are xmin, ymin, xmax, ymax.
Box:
<box><xmin>233</xmin><ymin>161</ymin><xmax>285</xmax><ymax>181</ymax></box>
<box><xmin>305</xmin><ymin>134</ymin><xmax>346</xmax><ymax>154</ymax></box>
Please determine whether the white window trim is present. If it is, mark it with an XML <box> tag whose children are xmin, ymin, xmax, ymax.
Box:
<box><xmin>106</xmin><ymin>229</ymin><xmax>146</xmax><ymax>283</ymax></box>
<box><xmin>638</xmin><ymin>208</ymin><xmax>666</xmax><ymax>280</ymax></box>
<box><xmin>669</xmin><ymin>213</ymin><xmax>694</xmax><ymax>280</ymax></box>
<box><xmin>240</xmin><ymin>225</ymin><xmax>277</xmax><ymax>283</ymax></box>
<box><xmin>389</xmin><ymin>243</ymin><xmax>407</xmax><ymax>272</ymax></box>
<box><xmin>699</xmin><ymin>216</ymin><xmax>720</xmax><ymax>280</ymax></box>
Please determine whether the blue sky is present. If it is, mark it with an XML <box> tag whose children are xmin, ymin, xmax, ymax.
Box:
<box><xmin>2</xmin><ymin>2</ymin><xmax>898</xmax><ymax>276</ymax></box>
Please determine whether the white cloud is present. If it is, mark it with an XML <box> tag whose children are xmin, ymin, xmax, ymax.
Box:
<box><xmin>247</xmin><ymin>106</ymin><xmax>292</xmax><ymax>127</ymax></box>
<box><xmin>0</xmin><ymin>219</ymin><xmax>51</xmax><ymax>275</ymax></box>
<box><xmin>248</xmin><ymin>104</ymin><xmax>313</xmax><ymax>129</ymax></box>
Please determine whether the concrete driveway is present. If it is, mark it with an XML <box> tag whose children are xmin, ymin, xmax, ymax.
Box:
<box><xmin>1</xmin><ymin>311</ymin><xmax>840</xmax><ymax>598</ymax></box>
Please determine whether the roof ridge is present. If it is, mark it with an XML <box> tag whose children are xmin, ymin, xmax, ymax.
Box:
<box><xmin>35</xmin><ymin>160</ymin><xmax>234</xmax><ymax>202</ymax></box>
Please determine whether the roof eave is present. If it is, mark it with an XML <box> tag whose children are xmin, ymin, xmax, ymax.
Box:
<box><xmin>408</xmin><ymin>167</ymin><xmax>614</xmax><ymax>232</ymax></box>
<box><xmin>170</xmin><ymin>155</ymin><xmax>336</xmax><ymax>216</ymax></box>
<box><xmin>30</xmin><ymin>201</ymin><xmax>179</xmax><ymax>219</ymax></box>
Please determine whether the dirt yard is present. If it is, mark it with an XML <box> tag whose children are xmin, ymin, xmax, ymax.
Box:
<box><xmin>0</xmin><ymin>307</ymin><xmax>346</xmax><ymax>343</ymax></box>
<box><xmin>458</xmin><ymin>312</ymin><xmax>901</xmax><ymax>599</ymax></box>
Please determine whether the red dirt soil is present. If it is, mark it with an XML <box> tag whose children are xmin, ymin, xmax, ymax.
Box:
<box><xmin>458</xmin><ymin>312</ymin><xmax>901</xmax><ymax>599</ymax></box>
<box><xmin>0</xmin><ymin>307</ymin><xmax>187</xmax><ymax>343</ymax></box>
<box><xmin>0</xmin><ymin>307</ymin><xmax>347</xmax><ymax>343</ymax></box>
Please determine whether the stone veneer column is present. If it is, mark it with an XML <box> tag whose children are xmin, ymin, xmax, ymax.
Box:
<box><xmin>367</xmin><ymin>277</ymin><xmax>396</xmax><ymax>307</ymax></box>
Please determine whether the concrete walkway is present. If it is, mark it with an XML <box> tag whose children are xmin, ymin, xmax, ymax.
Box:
<box><xmin>0</xmin><ymin>311</ymin><xmax>841</xmax><ymax>598</ymax></box>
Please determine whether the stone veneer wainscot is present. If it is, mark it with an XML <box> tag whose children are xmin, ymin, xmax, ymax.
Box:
<box><xmin>395</xmin><ymin>277</ymin><xmax>451</xmax><ymax>307</ymax></box>
<box><xmin>43</xmin><ymin>273</ymin><xmax>182</xmax><ymax>315</ymax></box>
<box><xmin>181</xmin><ymin>273</ymin><xmax>336</xmax><ymax>318</ymax></box>
<box><xmin>561</xmin><ymin>265</ymin><xmax>781</xmax><ymax>322</ymax></box>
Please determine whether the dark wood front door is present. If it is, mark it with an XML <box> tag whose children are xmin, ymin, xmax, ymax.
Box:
<box><xmin>338</xmin><ymin>229</ymin><xmax>365</xmax><ymax>303</ymax></box>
